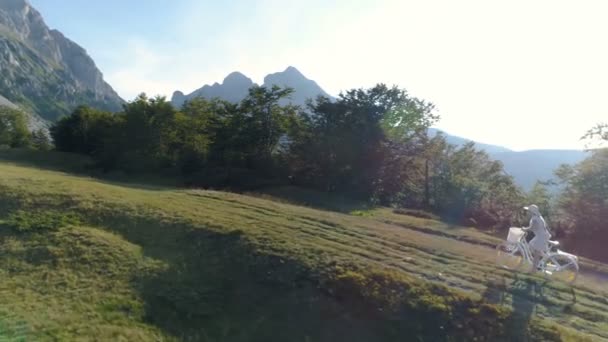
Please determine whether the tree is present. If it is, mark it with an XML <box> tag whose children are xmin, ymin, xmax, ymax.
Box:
<box><xmin>423</xmin><ymin>141</ymin><xmax>523</xmax><ymax>228</ymax></box>
<box><xmin>31</xmin><ymin>129</ymin><xmax>52</xmax><ymax>151</ymax></box>
<box><xmin>583</xmin><ymin>123</ymin><xmax>608</xmax><ymax>144</ymax></box>
<box><xmin>526</xmin><ymin>181</ymin><xmax>553</xmax><ymax>217</ymax></box>
<box><xmin>175</xmin><ymin>97</ymin><xmax>230</xmax><ymax>173</ymax></box>
<box><xmin>287</xmin><ymin>84</ymin><xmax>439</xmax><ymax>198</ymax></box>
<box><xmin>554</xmin><ymin>149</ymin><xmax>608</xmax><ymax>260</ymax></box>
<box><xmin>117</xmin><ymin>94</ymin><xmax>179</xmax><ymax>171</ymax></box>
<box><xmin>0</xmin><ymin>105</ymin><xmax>31</xmax><ymax>148</ymax></box>
<box><xmin>238</xmin><ymin>85</ymin><xmax>297</xmax><ymax>167</ymax></box>
<box><xmin>50</xmin><ymin>105</ymin><xmax>117</xmax><ymax>155</ymax></box>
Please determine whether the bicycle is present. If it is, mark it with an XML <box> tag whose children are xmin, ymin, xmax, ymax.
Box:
<box><xmin>496</xmin><ymin>227</ymin><xmax>579</xmax><ymax>284</ymax></box>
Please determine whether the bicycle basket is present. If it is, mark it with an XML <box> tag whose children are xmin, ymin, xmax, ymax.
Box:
<box><xmin>507</xmin><ymin>227</ymin><xmax>524</xmax><ymax>243</ymax></box>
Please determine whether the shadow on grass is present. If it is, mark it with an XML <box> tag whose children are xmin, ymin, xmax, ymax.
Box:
<box><xmin>482</xmin><ymin>273</ymin><xmax>581</xmax><ymax>342</ymax></box>
<box><xmin>81</xmin><ymin>211</ymin><xmax>388</xmax><ymax>342</ymax></box>
<box><xmin>83</xmin><ymin>205</ymin><xmax>545</xmax><ymax>341</ymax></box>
<box><xmin>0</xmin><ymin>190</ymin><xmax>560</xmax><ymax>341</ymax></box>
<box><xmin>483</xmin><ymin>275</ymin><xmax>541</xmax><ymax>341</ymax></box>
<box><xmin>508</xmin><ymin>278</ymin><xmax>544</xmax><ymax>341</ymax></box>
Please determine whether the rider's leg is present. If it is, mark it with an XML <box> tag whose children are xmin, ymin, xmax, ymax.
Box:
<box><xmin>529</xmin><ymin>237</ymin><xmax>547</xmax><ymax>271</ymax></box>
<box><xmin>533</xmin><ymin>252</ymin><xmax>541</xmax><ymax>270</ymax></box>
<box><xmin>531</xmin><ymin>248</ymin><xmax>543</xmax><ymax>271</ymax></box>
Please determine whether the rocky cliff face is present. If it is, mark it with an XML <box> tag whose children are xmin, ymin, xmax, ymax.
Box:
<box><xmin>171</xmin><ymin>67</ymin><xmax>332</xmax><ymax>108</ymax></box>
<box><xmin>0</xmin><ymin>94</ymin><xmax>49</xmax><ymax>132</ymax></box>
<box><xmin>0</xmin><ymin>94</ymin><xmax>16</xmax><ymax>109</ymax></box>
<box><xmin>0</xmin><ymin>0</ymin><xmax>123</xmax><ymax>121</ymax></box>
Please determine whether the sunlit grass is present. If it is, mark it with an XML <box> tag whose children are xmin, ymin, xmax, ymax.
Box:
<box><xmin>0</xmin><ymin>159</ymin><xmax>605</xmax><ymax>341</ymax></box>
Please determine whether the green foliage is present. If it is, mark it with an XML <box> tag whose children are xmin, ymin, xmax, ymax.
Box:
<box><xmin>31</xmin><ymin>129</ymin><xmax>52</xmax><ymax>150</ymax></box>
<box><xmin>239</xmin><ymin>85</ymin><xmax>296</xmax><ymax>162</ymax></box>
<box><xmin>49</xmin><ymin>84</ymin><xmax>521</xmax><ymax>231</ymax></box>
<box><xmin>52</xmin><ymin>88</ymin><xmax>297</xmax><ymax>179</ymax></box>
<box><xmin>0</xmin><ymin>105</ymin><xmax>31</xmax><ymax>148</ymax></box>
<box><xmin>554</xmin><ymin>148</ymin><xmax>608</xmax><ymax>261</ymax></box>
<box><xmin>527</xmin><ymin>181</ymin><xmax>553</xmax><ymax>216</ymax></box>
<box><xmin>418</xmin><ymin>137</ymin><xmax>524</xmax><ymax>228</ymax></box>
<box><xmin>50</xmin><ymin>105</ymin><xmax>118</xmax><ymax>156</ymax></box>
<box><xmin>286</xmin><ymin>84</ymin><xmax>438</xmax><ymax>198</ymax></box>
<box><xmin>4</xmin><ymin>210</ymin><xmax>81</xmax><ymax>233</ymax></box>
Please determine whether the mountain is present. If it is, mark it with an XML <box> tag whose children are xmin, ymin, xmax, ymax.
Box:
<box><xmin>263</xmin><ymin>66</ymin><xmax>332</xmax><ymax>106</ymax></box>
<box><xmin>428</xmin><ymin>128</ymin><xmax>512</xmax><ymax>154</ymax></box>
<box><xmin>0</xmin><ymin>94</ymin><xmax>17</xmax><ymax>109</ymax></box>
<box><xmin>171</xmin><ymin>66</ymin><xmax>332</xmax><ymax>108</ymax></box>
<box><xmin>0</xmin><ymin>0</ymin><xmax>123</xmax><ymax>121</ymax></box>
<box><xmin>172</xmin><ymin>71</ymin><xmax>255</xmax><ymax>108</ymax></box>
<box><xmin>492</xmin><ymin>149</ymin><xmax>588</xmax><ymax>191</ymax></box>
<box><xmin>429</xmin><ymin>128</ymin><xmax>588</xmax><ymax>191</ymax></box>
<box><xmin>0</xmin><ymin>93</ymin><xmax>49</xmax><ymax>132</ymax></box>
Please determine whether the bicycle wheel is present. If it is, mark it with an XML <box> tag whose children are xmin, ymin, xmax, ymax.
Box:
<box><xmin>496</xmin><ymin>242</ymin><xmax>524</xmax><ymax>270</ymax></box>
<box><xmin>543</xmin><ymin>254</ymin><xmax>579</xmax><ymax>284</ymax></box>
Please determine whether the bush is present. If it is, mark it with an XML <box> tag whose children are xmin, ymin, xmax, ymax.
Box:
<box><xmin>0</xmin><ymin>106</ymin><xmax>32</xmax><ymax>148</ymax></box>
<box><xmin>4</xmin><ymin>210</ymin><xmax>81</xmax><ymax>233</ymax></box>
<box><xmin>393</xmin><ymin>208</ymin><xmax>439</xmax><ymax>220</ymax></box>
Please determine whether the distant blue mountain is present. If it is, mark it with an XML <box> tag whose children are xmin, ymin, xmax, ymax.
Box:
<box><xmin>491</xmin><ymin>149</ymin><xmax>588</xmax><ymax>191</ymax></box>
<box><xmin>171</xmin><ymin>66</ymin><xmax>332</xmax><ymax>109</ymax></box>
<box><xmin>429</xmin><ymin>128</ymin><xmax>588</xmax><ymax>191</ymax></box>
<box><xmin>428</xmin><ymin>128</ymin><xmax>513</xmax><ymax>154</ymax></box>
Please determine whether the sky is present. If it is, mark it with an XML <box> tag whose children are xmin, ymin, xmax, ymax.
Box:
<box><xmin>29</xmin><ymin>0</ymin><xmax>608</xmax><ymax>151</ymax></box>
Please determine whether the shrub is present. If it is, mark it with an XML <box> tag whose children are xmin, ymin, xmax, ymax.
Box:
<box><xmin>393</xmin><ymin>208</ymin><xmax>439</xmax><ymax>220</ymax></box>
<box><xmin>4</xmin><ymin>210</ymin><xmax>81</xmax><ymax>233</ymax></box>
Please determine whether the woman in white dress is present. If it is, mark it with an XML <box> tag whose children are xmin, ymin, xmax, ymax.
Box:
<box><xmin>522</xmin><ymin>204</ymin><xmax>552</xmax><ymax>270</ymax></box>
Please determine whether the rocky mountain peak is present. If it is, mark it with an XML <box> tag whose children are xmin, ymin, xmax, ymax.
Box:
<box><xmin>283</xmin><ymin>66</ymin><xmax>304</xmax><ymax>76</ymax></box>
<box><xmin>223</xmin><ymin>71</ymin><xmax>252</xmax><ymax>85</ymax></box>
<box><xmin>0</xmin><ymin>0</ymin><xmax>124</xmax><ymax>121</ymax></box>
<box><xmin>172</xmin><ymin>66</ymin><xmax>332</xmax><ymax>108</ymax></box>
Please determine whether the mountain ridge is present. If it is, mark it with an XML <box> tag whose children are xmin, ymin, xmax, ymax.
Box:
<box><xmin>171</xmin><ymin>66</ymin><xmax>332</xmax><ymax>108</ymax></box>
<box><xmin>429</xmin><ymin>128</ymin><xmax>588</xmax><ymax>190</ymax></box>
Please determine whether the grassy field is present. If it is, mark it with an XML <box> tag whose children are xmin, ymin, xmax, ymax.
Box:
<box><xmin>0</xmin><ymin>151</ymin><xmax>606</xmax><ymax>341</ymax></box>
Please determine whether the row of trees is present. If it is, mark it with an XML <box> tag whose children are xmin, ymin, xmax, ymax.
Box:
<box><xmin>51</xmin><ymin>86</ymin><xmax>299</xmax><ymax>178</ymax></box>
<box><xmin>49</xmin><ymin>84</ymin><xmax>524</xmax><ymax>228</ymax></box>
<box><xmin>4</xmin><ymin>86</ymin><xmax>605</xmax><ymax>260</ymax></box>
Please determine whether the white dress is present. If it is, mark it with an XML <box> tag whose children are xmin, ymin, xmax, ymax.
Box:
<box><xmin>528</xmin><ymin>215</ymin><xmax>551</xmax><ymax>253</ymax></box>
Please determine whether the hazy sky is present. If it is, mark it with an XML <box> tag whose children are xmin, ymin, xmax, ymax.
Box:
<box><xmin>30</xmin><ymin>0</ymin><xmax>608</xmax><ymax>151</ymax></box>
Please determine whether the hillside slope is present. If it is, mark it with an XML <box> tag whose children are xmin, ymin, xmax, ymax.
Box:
<box><xmin>0</xmin><ymin>153</ymin><xmax>605</xmax><ymax>341</ymax></box>
<box><xmin>0</xmin><ymin>95</ymin><xmax>49</xmax><ymax>132</ymax></box>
